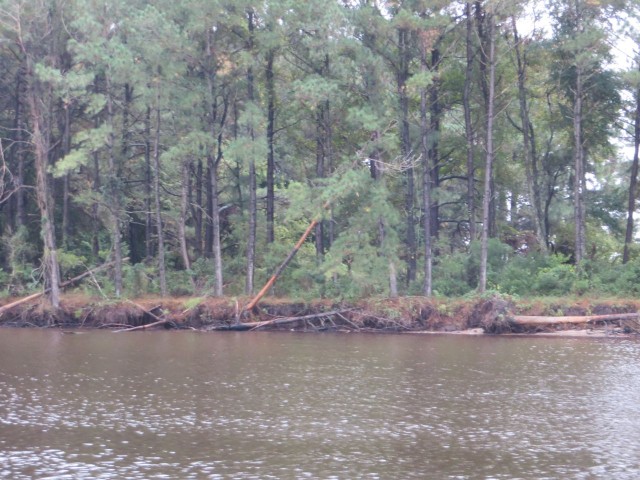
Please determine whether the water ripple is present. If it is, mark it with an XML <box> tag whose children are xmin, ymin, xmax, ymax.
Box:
<box><xmin>1</xmin><ymin>331</ymin><xmax>639</xmax><ymax>478</ymax></box>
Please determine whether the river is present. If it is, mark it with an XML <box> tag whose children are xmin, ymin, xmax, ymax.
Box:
<box><xmin>0</xmin><ymin>330</ymin><xmax>639</xmax><ymax>479</ymax></box>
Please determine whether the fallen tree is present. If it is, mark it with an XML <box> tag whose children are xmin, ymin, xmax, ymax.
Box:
<box><xmin>244</xmin><ymin>201</ymin><xmax>331</xmax><ymax>314</ymax></box>
<box><xmin>0</xmin><ymin>258</ymin><xmax>128</xmax><ymax>319</ymax></box>
<box><xmin>512</xmin><ymin>313</ymin><xmax>639</xmax><ymax>325</ymax></box>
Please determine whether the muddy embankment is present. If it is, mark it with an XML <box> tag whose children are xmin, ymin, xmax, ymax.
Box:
<box><xmin>1</xmin><ymin>293</ymin><xmax>640</xmax><ymax>337</ymax></box>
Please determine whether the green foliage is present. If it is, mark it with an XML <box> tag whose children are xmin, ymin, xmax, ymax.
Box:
<box><xmin>466</xmin><ymin>240</ymin><xmax>512</xmax><ymax>289</ymax></box>
<box><xmin>57</xmin><ymin>251</ymin><xmax>88</xmax><ymax>280</ymax></box>
<box><xmin>1</xmin><ymin>227</ymin><xmax>38</xmax><ymax>294</ymax></box>
<box><xmin>0</xmin><ymin>0</ymin><xmax>638</xmax><ymax>304</ymax></box>
<box><xmin>532</xmin><ymin>256</ymin><xmax>577</xmax><ymax>296</ymax></box>
<box><xmin>122</xmin><ymin>263</ymin><xmax>154</xmax><ymax>298</ymax></box>
<box><xmin>432</xmin><ymin>250</ymin><xmax>474</xmax><ymax>297</ymax></box>
<box><xmin>495</xmin><ymin>254</ymin><xmax>549</xmax><ymax>296</ymax></box>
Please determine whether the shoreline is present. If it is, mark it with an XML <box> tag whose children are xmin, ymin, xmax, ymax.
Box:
<box><xmin>0</xmin><ymin>293</ymin><xmax>638</xmax><ymax>337</ymax></box>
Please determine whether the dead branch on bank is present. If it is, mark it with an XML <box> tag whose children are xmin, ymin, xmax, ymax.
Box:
<box><xmin>113</xmin><ymin>300</ymin><xmax>171</xmax><ymax>332</ymax></box>
<box><xmin>98</xmin><ymin>323</ymin><xmax>132</xmax><ymax>329</ymax></box>
<box><xmin>336</xmin><ymin>312</ymin><xmax>361</xmax><ymax>331</ymax></box>
<box><xmin>210</xmin><ymin>309</ymin><xmax>353</xmax><ymax>331</ymax></box>
<box><xmin>0</xmin><ymin>258</ymin><xmax>128</xmax><ymax>319</ymax></box>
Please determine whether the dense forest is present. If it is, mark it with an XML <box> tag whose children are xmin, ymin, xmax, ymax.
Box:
<box><xmin>0</xmin><ymin>0</ymin><xmax>639</xmax><ymax>306</ymax></box>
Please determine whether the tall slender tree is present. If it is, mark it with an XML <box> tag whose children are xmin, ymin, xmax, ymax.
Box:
<box><xmin>624</xmin><ymin>63</ymin><xmax>640</xmax><ymax>264</ymax></box>
<box><xmin>479</xmin><ymin>3</ymin><xmax>496</xmax><ymax>293</ymax></box>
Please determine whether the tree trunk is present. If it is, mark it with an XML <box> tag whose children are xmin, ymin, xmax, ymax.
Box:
<box><xmin>315</xmin><ymin>103</ymin><xmax>325</xmax><ymax>260</ymax></box>
<box><xmin>573</xmin><ymin>64</ymin><xmax>586</xmax><ymax>265</ymax></box>
<box><xmin>419</xmin><ymin>31</ymin><xmax>433</xmax><ymax>297</ymax></box>
<box><xmin>210</xmin><ymin>156</ymin><xmax>224</xmax><ymax>296</ymax></box>
<box><xmin>122</xmin><ymin>84</ymin><xmax>131</xmax><ymax>160</ymax></box>
<box><xmin>144</xmin><ymin>106</ymin><xmax>153</xmax><ymax>261</ymax></box>
<box><xmin>475</xmin><ymin>1</ymin><xmax>490</xmax><ymax>112</ymax></box>
<box><xmin>192</xmin><ymin>159</ymin><xmax>203</xmax><ymax>257</ymax></box>
<box><xmin>511</xmin><ymin>16</ymin><xmax>546</xmax><ymax>250</ymax></box>
<box><xmin>245</xmin><ymin>8</ymin><xmax>257</xmax><ymax>295</ymax></box>
<box><xmin>92</xmin><ymin>147</ymin><xmax>100</xmax><ymax>259</ymax></box>
<box><xmin>61</xmin><ymin>105</ymin><xmax>71</xmax><ymax>249</ymax></box>
<box><xmin>479</xmin><ymin>10</ymin><xmax>496</xmax><ymax>294</ymax></box>
<box><xmin>623</xmin><ymin>73</ymin><xmax>640</xmax><ymax>264</ymax></box>
<box><xmin>389</xmin><ymin>260</ymin><xmax>398</xmax><ymax>298</ymax></box>
<box><xmin>14</xmin><ymin>65</ymin><xmax>27</xmax><ymax>229</ymax></box>
<box><xmin>106</xmin><ymin>77</ymin><xmax>123</xmax><ymax>297</ymax></box>
<box><xmin>323</xmin><ymin>54</ymin><xmax>334</xmax><ymax>252</ymax></box>
<box><xmin>246</xmin><ymin>149</ymin><xmax>257</xmax><ymax>294</ymax></box>
<box><xmin>266</xmin><ymin>49</ymin><xmax>276</xmax><ymax>244</ymax></box>
<box><xmin>377</xmin><ymin>211</ymin><xmax>398</xmax><ymax>298</ymax></box>
<box><xmin>366</xmin><ymin>69</ymin><xmax>397</xmax><ymax>296</ymax></box>
<box><xmin>464</xmin><ymin>2</ymin><xmax>476</xmax><ymax>242</ymax></box>
<box><xmin>205</xmin><ymin>162</ymin><xmax>213</xmax><ymax>256</ymax></box>
<box><xmin>398</xmin><ymin>27</ymin><xmax>416</xmax><ymax>285</ymax></box>
<box><xmin>325</xmin><ymin>96</ymin><xmax>334</xmax><ymax>251</ymax></box>
<box><xmin>205</xmin><ymin>28</ymin><xmax>226</xmax><ymax>296</ymax></box>
<box><xmin>179</xmin><ymin>162</ymin><xmax>193</xmax><ymax>282</ymax></box>
<box><xmin>429</xmin><ymin>47</ymin><xmax>441</xmax><ymax>242</ymax></box>
<box><xmin>25</xmin><ymin>62</ymin><xmax>61</xmax><ymax>308</ymax></box>
<box><xmin>152</xmin><ymin>85</ymin><xmax>167</xmax><ymax>297</ymax></box>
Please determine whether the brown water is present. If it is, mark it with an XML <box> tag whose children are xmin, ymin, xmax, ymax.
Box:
<box><xmin>1</xmin><ymin>330</ymin><xmax>639</xmax><ymax>479</ymax></box>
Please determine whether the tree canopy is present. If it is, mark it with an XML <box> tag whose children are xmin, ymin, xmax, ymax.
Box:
<box><xmin>1</xmin><ymin>0</ymin><xmax>640</xmax><ymax>302</ymax></box>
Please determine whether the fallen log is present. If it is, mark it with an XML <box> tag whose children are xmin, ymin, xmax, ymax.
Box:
<box><xmin>0</xmin><ymin>291</ymin><xmax>44</xmax><ymax>318</ymax></box>
<box><xmin>512</xmin><ymin>312</ymin><xmax>639</xmax><ymax>326</ymax></box>
<box><xmin>211</xmin><ymin>309</ymin><xmax>352</xmax><ymax>331</ymax></box>
<box><xmin>0</xmin><ymin>258</ymin><xmax>129</xmax><ymax>318</ymax></box>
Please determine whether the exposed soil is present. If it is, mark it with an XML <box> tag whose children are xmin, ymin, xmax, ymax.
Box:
<box><xmin>1</xmin><ymin>293</ymin><xmax>639</xmax><ymax>337</ymax></box>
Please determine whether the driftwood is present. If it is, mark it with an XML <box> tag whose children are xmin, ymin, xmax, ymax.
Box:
<box><xmin>0</xmin><ymin>258</ymin><xmax>128</xmax><ymax>318</ymax></box>
<box><xmin>512</xmin><ymin>312</ymin><xmax>639</xmax><ymax>326</ymax></box>
<box><xmin>113</xmin><ymin>300</ymin><xmax>171</xmax><ymax>332</ymax></box>
<box><xmin>212</xmin><ymin>309</ymin><xmax>352</xmax><ymax>331</ymax></box>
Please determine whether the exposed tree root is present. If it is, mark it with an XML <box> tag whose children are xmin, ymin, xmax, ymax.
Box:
<box><xmin>2</xmin><ymin>294</ymin><xmax>640</xmax><ymax>336</ymax></box>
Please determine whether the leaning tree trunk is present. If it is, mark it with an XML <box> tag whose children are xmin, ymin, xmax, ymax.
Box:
<box><xmin>623</xmin><ymin>74</ymin><xmax>640</xmax><ymax>264</ymax></box>
<box><xmin>479</xmin><ymin>10</ymin><xmax>496</xmax><ymax>294</ymax></box>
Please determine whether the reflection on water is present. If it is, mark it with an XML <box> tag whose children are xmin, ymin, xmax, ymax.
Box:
<box><xmin>1</xmin><ymin>330</ymin><xmax>639</xmax><ymax>479</ymax></box>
